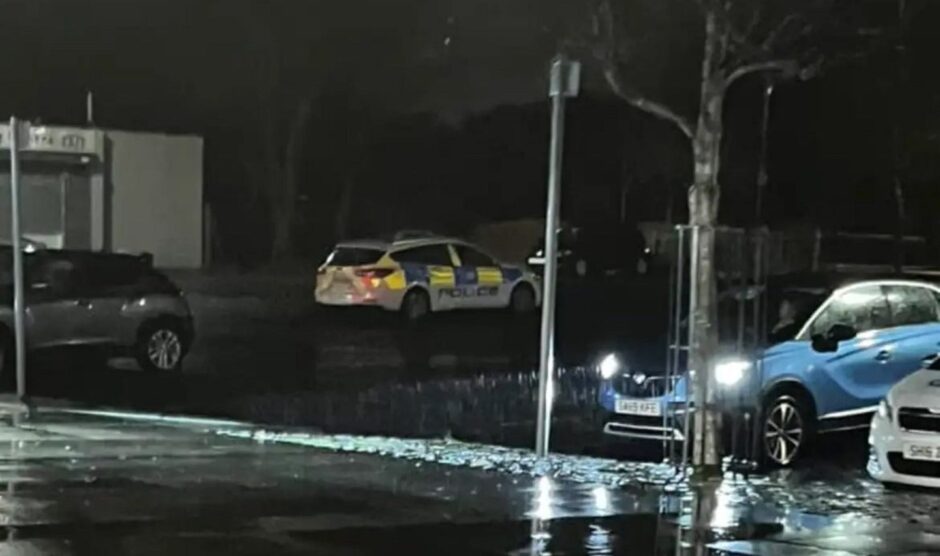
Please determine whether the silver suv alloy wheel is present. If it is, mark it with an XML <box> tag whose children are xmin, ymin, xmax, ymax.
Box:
<box><xmin>147</xmin><ymin>329</ymin><xmax>182</xmax><ymax>371</ymax></box>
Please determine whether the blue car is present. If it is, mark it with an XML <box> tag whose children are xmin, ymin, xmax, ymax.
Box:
<box><xmin>598</xmin><ymin>277</ymin><xmax>940</xmax><ymax>466</ymax></box>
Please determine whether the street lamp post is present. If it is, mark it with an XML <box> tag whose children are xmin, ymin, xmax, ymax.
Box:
<box><xmin>535</xmin><ymin>56</ymin><xmax>580</xmax><ymax>458</ymax></box>
<box><xmin>8</xmin><ymin>117</ymin><xmax>28</xmax><ymax>404</ymax></box>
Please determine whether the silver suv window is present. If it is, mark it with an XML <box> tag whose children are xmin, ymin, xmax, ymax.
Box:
<box><xmin>29</xmin><ymin>258</ymin><xmax>79</xmax><ymax>298</ymax></box>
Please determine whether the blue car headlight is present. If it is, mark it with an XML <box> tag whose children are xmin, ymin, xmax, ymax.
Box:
<box><xmin>714</xmin><ymin>359</ymin><xmax>751</xmax><ymax>387</ymax></box>
<box><xmin>598</xmin><ymin>353</ymin><xmax>622</xmax><ymax>380</ymax></box>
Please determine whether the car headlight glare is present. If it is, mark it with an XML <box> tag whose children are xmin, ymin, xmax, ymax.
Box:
<box><xmin>598</xmin><ymin>354</ymin><xmax>622</xmax><ymax>380</ymax></box>
<box><xmin>714</xmin><ymin>359</ymin><xmax>750</xmax><ymax>386</ymax></box>
<box><xmin>878</xmin><ymin>398</ymin><xmax>893</xmax><ymax>423</ymax></box>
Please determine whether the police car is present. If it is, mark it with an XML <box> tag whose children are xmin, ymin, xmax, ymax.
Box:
<box><xmin>315</xmin><ymin>235</ymin><xmax>540</xmax><ymax>320</ymax></box>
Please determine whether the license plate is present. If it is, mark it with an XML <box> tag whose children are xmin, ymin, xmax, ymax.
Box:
<box><xmin>616</xmin><ymin>398</ymin><xmax>662</xmax><ymax>417</ymax></box>
<box><xmin>903</xmin><ymin>443</ymin><xmax>940</xmax><ymax>461</ymax></box>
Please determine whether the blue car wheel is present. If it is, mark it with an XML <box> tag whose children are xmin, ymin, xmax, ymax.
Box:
<box><xmin>761</xmin><ymin>392</ymin><xmax>814</xmax><ymax>467</ymax></box>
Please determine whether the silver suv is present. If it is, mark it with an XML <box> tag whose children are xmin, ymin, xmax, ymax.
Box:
<box><xmin>0</xmin><ymin>248</ymin><xmax>194</xmax><ymax>372</ymax></box>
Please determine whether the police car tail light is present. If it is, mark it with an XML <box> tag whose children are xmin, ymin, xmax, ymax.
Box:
<box><xmin>355</xmin><ymin>268</ymin><xmax>394</xmax><ymax>278</ymax></box>
<box><xmin>355</xmin><ymin>268</ymin><xmax>395</xmax><ymax>288</ymax></box>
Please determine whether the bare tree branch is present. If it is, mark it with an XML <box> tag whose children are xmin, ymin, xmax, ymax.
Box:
<box><xmin>725</xmin><ymin>59</ymin><xmax>798</xmax><ymax>88</ymax></box>
<box><xmin>743</xmin><ymin>3</ymin><xmax>762</xmax><ymax>38</ymax></box>
<box><xmin>595</xmin><ymin>0</ymin><xmax>694</xmax><ymax>139</ymax></box>
<box><xmin>725</xmin><ymin>2</ymin><xmax>762</xmax><ymax>57</ymax></box>
<box><xmin>762</xmin><ymin>13</ymin><xmax>802</xmax><ymax>50</ymax></box>
<box><xmin>603</xmin><ymin>67</ymin><xmax>694</xmax><ymax>139</ymax></box>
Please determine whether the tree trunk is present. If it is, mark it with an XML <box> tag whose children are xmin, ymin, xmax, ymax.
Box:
<box><xmin>270</xmin><ymin>199</ymin><xmax>293</xmax><ymax>260</ymax></box>
<box><xmin>688</xmin><ymin>9</ymin><xmax>726</xmax><ymax>477</ymax></box>
<box><xmin>270</xmin><ymin>100</ymin><xmax>312</xmax><ymax>260</ymax></box>
<box><xmin>334</xmin><ymin>172</ymin><xmax>357</xmax><ymax>240</ymax></box>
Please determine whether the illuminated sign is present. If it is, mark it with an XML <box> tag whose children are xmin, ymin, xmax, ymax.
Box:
<box><xmin>0</xmin><ymin>124</ymin><xmax>102</xmax><ymax>157</ymax></box>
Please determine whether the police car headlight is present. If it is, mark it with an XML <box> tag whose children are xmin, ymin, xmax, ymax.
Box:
<box><xmin>715</xmin><ymin>359</ymin><xmax>750</xmax><ymax>387</ymax></box>
<box><xmin>598</xmin><ymin>353</ymin><xmax>622</xmax><ymax>380</ymax></box>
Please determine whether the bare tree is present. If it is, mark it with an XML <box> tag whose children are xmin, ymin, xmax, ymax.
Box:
<box><xmin>268</xmin><ymin>99</ymin><xmax>313</xmax><ymax>259</ymax></box>
<box><xmin>316</xmin><ymin>88</ymin><xmax>378</xmax><ymax>242</ymax></box>
<box><xmin>588</xmin><ymin>0</ymin><xmax>842</xmax><ymax>473</ymax></box>
<box><xmin>238</xmin><ymin>6</ymin><xmax>314</xmax><ymax>260</ymax></box>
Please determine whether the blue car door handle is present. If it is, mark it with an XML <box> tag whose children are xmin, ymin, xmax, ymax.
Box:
<box><xmin>874</xmin><ymin>350</ymin><xmax>892</xmax><ymax>362</ymax></box>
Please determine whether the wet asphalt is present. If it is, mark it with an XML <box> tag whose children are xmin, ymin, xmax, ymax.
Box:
<box><xmin>2</xmin><ymin>409</ymin><xmax>940</xmax><ymax>555</ymax></box>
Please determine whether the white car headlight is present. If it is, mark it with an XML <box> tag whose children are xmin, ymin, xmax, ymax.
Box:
<box><xmin>598</xmin><ymin>353</ymin><xmax>622</xmax><ymax>380</ymax></box>
<box><xmin>715</xmin><ymin>359</ymin><xmax>750</xmax><ymax>386</ymax></box>
<box><xmin>878</xmin><ymin>398</ymin><xmax>894</xmax><ymax>423</ymax></box>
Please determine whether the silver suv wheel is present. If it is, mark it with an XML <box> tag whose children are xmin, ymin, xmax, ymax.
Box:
<box><xmin>137</xmin><ymin>322</ymin><xmax>185</xmax><ymax>372</ymax></box>
<box><xmin>147</xmin><ymin>329</ymin><xmax>182</xmax><ymax>370</ymax></box>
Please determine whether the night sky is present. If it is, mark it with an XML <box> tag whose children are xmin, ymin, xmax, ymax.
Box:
<box><xmin>0</xmin><ymin>0</ymin><xmax>574</xmax><ymax>128</ymax></box>
<box><xmin>1</xmin><ymin>1</ymin><xmax>936</xmax><ymax>142</ymax></box>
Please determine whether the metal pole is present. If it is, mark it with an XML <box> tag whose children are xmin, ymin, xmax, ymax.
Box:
<box><xmin>754</xmin><ymin>80</ymin><xmax>774</xmax><ymax>226</ymax></box>
<box><xmin>86</xmin><ymin>90</ymin><xmax>94</xmax><ymax>126</ymax></box>
<box><xmin>681</xmin><ymin>225</ymin><xmax>699</xmax><ymax>470</ymax></box>
<box><xmin>9</xmin><ymin>117</ymin><xmax>27</xmax><ymax>402</ymax></box>
<box><xmin>535</xmin><ymin>56</ymin><xmax>578</xmax><ymax>458</ymax></box>
<box><xmin>751</xmin><ymin>233</ymin><xmax>763</xmax><ymax>348</ymax></box>
<box><xmin>664</xmin><ymin>226</ymin><xmax>684</xmax><ymax>463</ymax></box>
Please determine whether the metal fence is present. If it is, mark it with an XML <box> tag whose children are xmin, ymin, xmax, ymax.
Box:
<box><xmin>662</xmin><ymin>226</ymin><xmax>772</xmax><ymax>469</ymax></box>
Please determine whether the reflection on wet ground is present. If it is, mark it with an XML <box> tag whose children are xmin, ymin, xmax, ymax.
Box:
<box><xmin>214</xmin><ymin>425</ymin><xmax>940</xmax><ymax>528</ymax></box>
<box><xmin>0</xmin><ymin>410</ymin><xmax>938</xmax><ymax>554</ymax></box>
<box><xmin>243</xmin><ymin>426</ymin><xmax>940</xmax><ymax>551</ymax></box>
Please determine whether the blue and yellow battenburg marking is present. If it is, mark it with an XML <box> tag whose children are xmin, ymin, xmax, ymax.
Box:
<box><xmin>429</xmin><ymin>266</ymin><xmax>456</xmax><ymax>287</ymax></box>
<box><xmin>475</xmin><ymin>267</ymin><xmax>503</xmax><ymax>285</ymax></box>
<box><xmin>398</xmin><ymin>263</ymin><xmax>521</xmax><ymax>288</ymax></box>
<box><xmin>384</xmin><ymin>269</ymin><xmax>407</xmax><ymax>290</ymax></box>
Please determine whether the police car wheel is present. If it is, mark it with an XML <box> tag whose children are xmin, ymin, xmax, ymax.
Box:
<box><xmin>401</xmin><ymin>290</ymin><xmax>430</xmax><ymax>321</ymax></box>
<box><xmin>510</xmin><ymin>285</ymin><xmax>535</xmax><ymax>314</ymax></box>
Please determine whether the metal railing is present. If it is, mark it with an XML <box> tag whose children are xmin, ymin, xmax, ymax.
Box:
<box><xmin>662</xmin><ymin>226</ymin><xmax>771</xmax><ymax>470</ymax></box>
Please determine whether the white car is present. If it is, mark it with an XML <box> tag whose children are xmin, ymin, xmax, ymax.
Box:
<box><xmin>869</xmin><ymin>360</ymin><xmax>940</xmax><ymax>487</ymax></box>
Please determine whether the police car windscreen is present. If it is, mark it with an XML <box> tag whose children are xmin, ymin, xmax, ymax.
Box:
<box><xmin>328</xmin><ymin>247</ymin><xmax>384</xmax><ymax>266</ymax></box>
